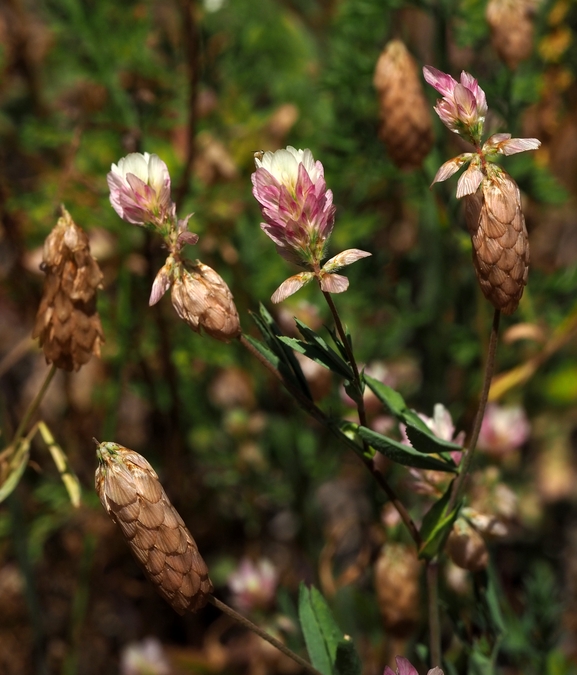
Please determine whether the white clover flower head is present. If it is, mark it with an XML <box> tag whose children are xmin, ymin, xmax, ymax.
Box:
<box><xmin>108</xmin><ymin>152</ymin><xmax>174</xmax><ymax>227</ymax></box>
<box><xmin>228</xmin><ymin>557</ymin><xmax>278</xmax><ymax>613</ymax></box>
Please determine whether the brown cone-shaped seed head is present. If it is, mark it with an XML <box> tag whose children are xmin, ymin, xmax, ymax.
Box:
<box><xmin>487</xmin><ymin>0</ymin><xmax>538</xmax><ymax>70</ymax></box>
<box><xmin>32</xmin><ymin>206</ymin><xmax>104</xmax><ymax>371</ymax></box>
<box><xmin>95</xmin><ymin>442</ymin><xmax>213</xmax><ymax>614</ymax></box>
<box><xmin>374</xmin><ymin>542</ymin><xmax>421</xmax><ymax>638</ymax></box>
<box><xmin>373</xmin><ymin>40</ymin><xmax>434</xmax><ymax>170</ymax></box>
<box><xmin>446</xmin><ymin>518</ymin><xmax>489</xmax><ymax>572</ymax></box>
<box><xmin>464</xmin><ymin>170</ymin><xmax>529</xmax><ymax>315</ymax></box>
<box><xmin>171</xmin><ymin>261</ymin><xmax>241</xmax><ymax>343</ymax></box>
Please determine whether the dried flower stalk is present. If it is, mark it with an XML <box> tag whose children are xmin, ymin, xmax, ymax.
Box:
<box><xmin>95</xmin><ymin>442</ymin><xmax>213</xmax><ymax>614</ymax></box>
<box><xmin>464</xmin><ymin>171</ymin><xmax>529</xmax><ymax>315</ymax></box>
<box><xmin>487</xmin><ymin>0</ymin><xmax>539</xmax><ymax>70</ymax></box>
<box><xmin>373</xmin><ymin>40</ymin><xmax>433</xmax><ymax>170</ymax></box>
<box><xmin>32</xmin><ymin>206</ymin><xmax>104</xmax><ymax>371</ymax></box>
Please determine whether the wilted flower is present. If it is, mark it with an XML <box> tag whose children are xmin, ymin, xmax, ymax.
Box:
<box><xmin>120</xmin><ymin>637</ymin><xmax>170</xmax><ymax>675</ymax></box>
<box><xmin>108</xmin><ymin>152</ymin><xmax>174</xmax><ymax>227</ymax></box>
<box><xmin>33</xmin><ymin>206</ymin><xmax>104</xmax><ymax>371</ymax></box>
<box><xmin>95</xmin><ymin>441</ymin><xmax>213</xmax><ymax>614</ymax></box>
<box><xmin>446</xmin><ymin>517</ymin><xmax>489</xmax><ymax>572</ymax></box>
<box><xmin>478</xmin><ymin>403</ymin><xmax>530</xmax><ymax>456</ymax></box>
<box><xmin>169</xmin><ymin>260</ymin><xmax>241</xmax><ymax>342</ymax></box>
<box><xmin>487</xmin><ymin>0</ymin><xmax>540</xmax><ymax>70</ymax></box>
<box><xmin>384</xmin><ymin>656</ymin><xmax>444</xmax><ymax>675</ymax></box>
<box><xmin>252</xmin><ymin>147</ymin><xmax>371</xmax><ymax>302</ymax></box>
<box><xmin>228</xmin><ymin>558</ymin><xmax>278</xmax><ymax>613</ymax></box>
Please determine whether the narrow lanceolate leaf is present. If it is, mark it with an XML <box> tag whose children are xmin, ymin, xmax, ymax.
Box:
<box><xmin>418</xmin><ymin>481</ymin><xmax>460</xmax><ymax>560</ymax></box>
<box><xmin>363</xmin><ymin>375</ymin><xmax>462</xmax><ymax>456</ymax></box>
<box><xmin>357</xmin><ymin>427</ymin><xmax>457</xmax><ymax>472</ymax></box>
<box><xmin>298</xmin><ymin>585</ymin><xmax>360</xmax><ymax>675</ymax></box>
<box><xmin>249</xmin><ymin>304</ymin><xmax>312</xmax><ymax>400</ymax></box>
<box><xmin>38</xmin><ymin>422</ymin><xmax>81</xmax><ymax>507</ymax></box>
<box><xmin>95</xmin><ymin>442</ymin><xmax>213</xmax><ymax>614</ymax></box>
<box><xmin>299</xmin><ymin>585</ymin><xmax>333</xmax><ymax>675</ymax></box>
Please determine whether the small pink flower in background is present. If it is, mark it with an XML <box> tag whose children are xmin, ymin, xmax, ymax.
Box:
<box><xmin>478</xmin><ymin>403</ymin><xmax>530</xmax><ymax>456</ymax></box>
<box><xmin>252</xmin><ymin>147</ymin><xmax>371</xmax><ymax>302</ymax></box>
<box><xmin>384</xmin><ymin>656</ymin><xmax>444</xmax><ymax>675</ymax></box>
<box><xmin>120</xmin><ymin>637</ymin><xmax>170</xmax><ymax>675</ymax></box>
<box><xmin>228</xmin><ymin>557</ymin><xmax>278</xmax><ymax>613</ymax></box>
<box><xmin>108</xmin><ymin>152</ymin><xmax>174</xmax><ymax>227</ymax></box>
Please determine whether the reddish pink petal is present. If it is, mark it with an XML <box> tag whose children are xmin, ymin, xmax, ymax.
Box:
<box><xmin>423</xmin><ymin>66</ymin><xmax>457</xmax><ymax>97</ymax></box>
<box><xmin>395</xmin><ymin>657</ymin><xmax>419</xmax><ymax>675</ymax></box>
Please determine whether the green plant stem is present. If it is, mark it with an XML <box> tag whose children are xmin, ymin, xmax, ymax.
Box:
<box><xmin>208</xmin><ymin>595</ymin><xmax>323</xmax><ymax>675</ymax></box>
<box><xmin>427</xmin><ymin>559</ymin><xmax>441</xmax><ymax>667</ymax></box>
<box><xmin>11</xmin><ymin>364</ymin><xmax>56</xmax><ymax>451</ymax></box>
<box><xmin>238</xmin><ymin>334</ymin><xmax>422</xmax><ymax>547</ymax></box>
<box><xmin>448</xmin><ymin>308</ymin><xmax>501</xmax><ymax>513</ymax></box>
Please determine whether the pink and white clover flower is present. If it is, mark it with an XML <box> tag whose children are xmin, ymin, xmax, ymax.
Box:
<box><xmin>384</xmin><ymin>656</ymin><xmax>444</xmax><ymax>675</ymax></box>
<box><xmin>228</xmin><ymin>557</ymin><xmax>278</xmax><ymax>613</ymax></box>
<box><xmin>108</xmin><ymin>152</ymin><xmax>174</xmax><ymax>227</ymax></box>
<box><xmin>478</xmin><ymin>403</ymin><xmax>530</xmax><ymax>456</ymax></box>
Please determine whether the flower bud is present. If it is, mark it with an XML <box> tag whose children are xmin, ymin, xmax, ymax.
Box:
<box><xmin>446</xmin><ymin>518</ymin><xmax>489</xmax><ymax>572</ymax></box>
<box><xmin>171</xmin><ymin>261</ymin><xmax>241</xmax><ymax>342</ymax></box>
<box><xmin>374</xmin><ymin>543</ymin><xmax>421</xmax><ymax>638</ymax></box>
<box><xmin>95</xmin><ymin>442</ymin><xmax>213</xmax><ymax>614</ymax></box>
<box><xmin>32</xmin><ymin>206</ymin><xmax>104</xmax><ymax>371</ymax></box>
<box><xmin>373</xmin><ymin>40</ymin><xmax>433</xmax><ymax>169</ymax></box>
<box><xmin>464</xmin><ymin>170</ymin><xmax>529</xmax><ymax>314</ymax></box>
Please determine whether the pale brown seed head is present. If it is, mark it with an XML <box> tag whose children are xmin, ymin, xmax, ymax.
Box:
<box><xmin>95</xmin><ymin>442</ymin><xmax>213</xmax><ymax>614</ymax></box>
<box><xmin>171</xmin><ymin>261</ymin><xmax>241</xmax><ymax>342</ymax></box>
<box><xmin>32</xmin><ymin>207</ymin><xmax>104</xmax><ymax>371</ymax></box>
<box><xmin>373</xmin><ymin>40</ymin><xmax>433</xmax><ymax>170</ymax></box>
<box><xmin>374</xmin><ymin>542</ymin><xmax>421</xmax><ymax>638</ymax></box>
<box><xmin>486</xmin><ymin>0</ymin><xmax>539</xmax><ymax>70</ymax></box>
<box><xmin>464</xmin><ymin>170</ymin><xmax>530</xmax><ymax>315</ymax></box>
<box><xmin>446</xmin><ymin>518</ymin><xmax>489</xmax><ymax>572</ymax></box>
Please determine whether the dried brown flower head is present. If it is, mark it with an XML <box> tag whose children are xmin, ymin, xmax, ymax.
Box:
<box><xmin>373</xmin><ymin>40</ymin><xmax>434</xmax><ymax>170</ymax></box>
<box><xmin>374</xmin><ymin>542</ymin><xmax>421</xmax><ymax>638</ymax></box>
<box><xmin>32</xmin><ymin>207</ymin><xmax>104</xmax><ymax>371</ymax></box>
<box><xmin>464</xmin><ymin>171</ymin><xmax>530</xmax><ymax>315</ymax></box>
<box><xmin>170</xmin><ymin>261</ymin><xmax>241</xmax><ymax>342</ymax></box>
<box><xmin>487</xmin><ymin>0</ymin><xmax>539</xmax><ymax>70</ymax></box>
<box><xmin>95</xmin><ymin>442</ymin><xmax>213</xmax><ymax>614</ymax></box>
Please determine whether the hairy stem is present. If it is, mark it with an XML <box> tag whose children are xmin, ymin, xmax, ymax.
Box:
<box><xmin>238</xmin><ymin>334</ymin><xmax>421</xmax><ymax>547</ymax></box>
<box><xmin>208</xmin><ymin>595</ymin><xmax>323</xmax><ymax>675</ymax></box>
<box><xmin>448</xmin><ymin>308</ymin><xmax>501</xmax><ymax>512</ymax></box>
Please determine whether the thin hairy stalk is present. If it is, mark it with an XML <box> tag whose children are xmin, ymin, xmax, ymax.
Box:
<box><xmin>426</xmin><ymin>559</ymin><xmax>441</xmax><ymax>667</ymax></box>
<box><xmin>321</xmin><ymin>291</ymin><xmax>368</xmax><ymax>428</ymax></box>
<box><xmin>238</xmin><ymin>334</ymin><xmax>422</xmax><ymax>546</ymax></box>
<box><xmin>449</xmin><ymin>308</ymin><xmax>501</xmax><ymax>512</ymax></box>
<box><xmin>208</xmin><ymin>595</ymin><xmax>323</xmax><ymax>675</ymax></box>
<box><xmin>11</xmin><ymin>364</ymin><xmax>57</xmax><ymax>451</ymax></box>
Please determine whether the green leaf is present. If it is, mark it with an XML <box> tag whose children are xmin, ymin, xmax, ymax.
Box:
<box><xmin>299</xmin><ymin>585</ymin><xmax>333</xmax><ymax>675</ymax></box>
<box><xmin>335</xmin><ymin>638</ymin><xmax>362</xmax><ymax>675</ymax></box>
<box><xmin>249</xmin><ymin>305</ymin><xmax>312</xmax><ymax>399</ymax></box>
<box><xmin>357</xmin><ymin>426</ymin><xmax>457</xmax><ymax>472</ymax></box>
<box><xmin>363</xmin><ymin>375</ymin><xmax>463</xmax><ymax>457</ymax></box>
<box><xmin>38</xmin><ymin>422</ymin><xmax>82</xmax><ymax>508</ymax></box>
<box><xmin>418</xmin><ymin>481</ymin><xmax>460</xmax><ymax>560</ymax></box>
<box><xmin>291</xmin><ymin>319</ymin><xmax>354</xmax><ymax>379</ymax></box>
